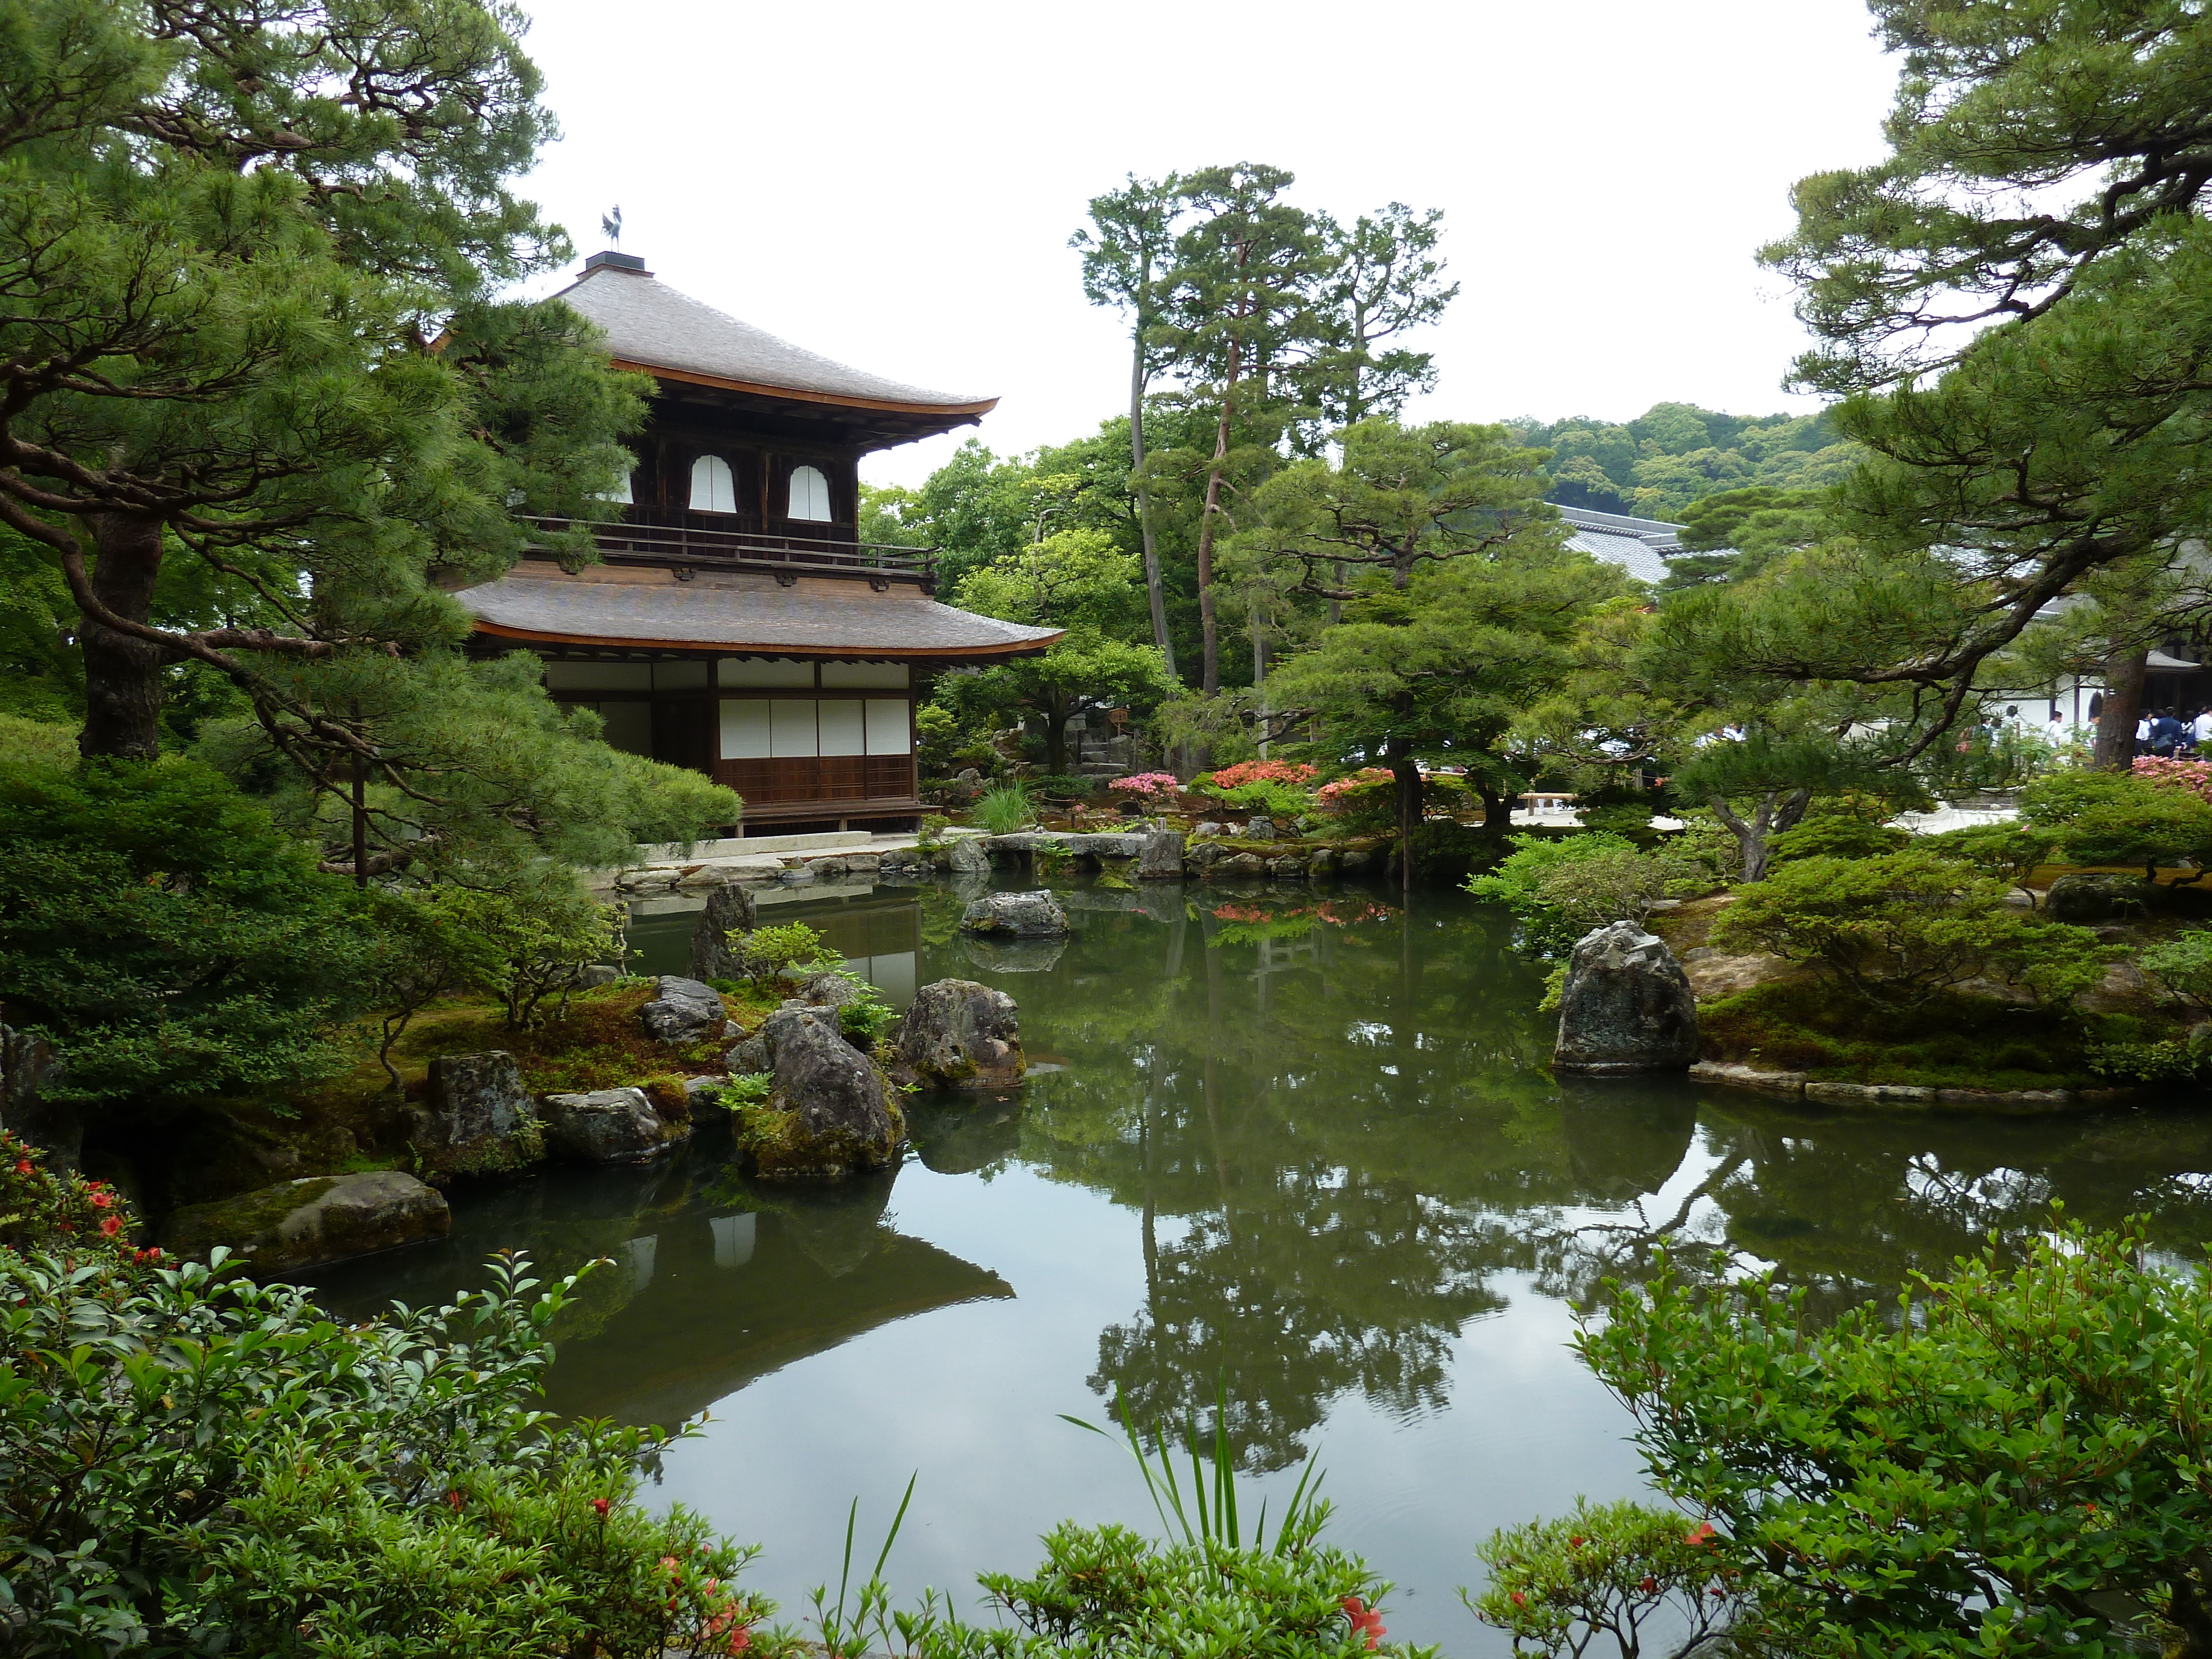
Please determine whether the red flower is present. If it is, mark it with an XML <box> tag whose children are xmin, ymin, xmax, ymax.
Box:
<box><xmin>1683</xmin><ymin>1522</ymin><xmax>1717</xmax><ymax>1547</ymax></box>
<box><xmin>13</xmin><ymin>1159</ymin><xmax>30</xmax><ymax>1175</ymax></box>
<box><xmin>1638</xmin><ymin>1575</ymin><xmax>1658</xmax><ymax>1594</ymax></box>
<box><xmin>1569</xmin><ymin>1535</ymin><xmax>1584</xmax><ymax>1548</ymax></box>
<box><xmin>1339</xmin><ymin>1596</ymin><xmax>1386</xmax><ymax>1650</ymax></box>
<box><xmin>444</xmin><ymin>1489</ymin><xmax>465</xmax><ymax>1511</ymax></box>
<box><xmin>1507</xmin><ymin>1591</ymin><xmax>1526</xmax><ymax>1609</ymax></box>
<box><xmin>100</xmin><ymin>1216</ymin><xmax>121</xmax><ymax>1237</ymax></box>
<box><xmin>726</xmin><ymin>1630</ymin><xmax>751</xmax><ymax>1656</ymax></box>
<box><xmin>90</xmin><ymin>1191</ymin><xmax>111</xmax><ymax>1208</ymax></box>
<box><xmin>590</xmin><ymin>1497</ymin><xmax>610</xmax><ymax>1516</ymax></box>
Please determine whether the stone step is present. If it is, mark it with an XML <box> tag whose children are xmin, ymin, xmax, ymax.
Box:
<box><xmin>633</xmin><ymin>830</ymin><xmax>874</xmax><ymax>861</ymax></box>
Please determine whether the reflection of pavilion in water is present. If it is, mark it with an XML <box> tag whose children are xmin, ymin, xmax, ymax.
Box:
<box><xmin>624</xmin><ymin>883</ymin><xmax>924</xmax><ymax>1004</ymax></box>
<box><xmin>305</xmin><ymin>1143</ymin><xmax>1013</xmax><ymax>1431</ymax></box>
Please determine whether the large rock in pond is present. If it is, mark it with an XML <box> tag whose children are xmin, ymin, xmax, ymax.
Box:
<box><xmin>959</xmin><ymin>889</ymin><xmax>1069</xmax><ymax>936</ymax></box>
<box><xmin>744</xmin><ymin>1007</ymin><xmax>903</xmax><ymax>1180</ymax></box>
<box><xmin>540</xmin><ymin>1087</ymin><xmax>688</xmax><ymax>1164</ymax></box>
<box><xmin>1553</xmin><ymin>921</ymin><xmax>1700</xmax><ymax>1075</ymax></box>
<box><xmin>163</xmin><ymin>1171</ymin><xmax>449</xmax><ymax>1272</ymax></box>
<box><xmin>688</xmin><ymin>882</ymin><xmax>760</xmax><ymax>980</ymax></box>
<box><xmin>2046</xmin><ymin>872</ymin><xmax>2150</xmax><ymax>925</ymax></box>
<box><xmin>890</xmin><ymin>978</ymin><xmax>1025</xmax><ymax>1089</ymax></box>
<box><xmin>416</xmin><ymin>1052</ymin><xmax>544</xmax><ymax>1181</ymax></box>
<box><xmin>948</xmin><ymin>834</ymin><xmax>991</xmax><ymax>874</ymax></box>
<box><xmin>1139</xmin><ymin>830</ymin><xmax>1186</xmax><ymax>880</ymax></box>
<box><xmin>639</xmin><ymin>975</ymin><xmax>731</xmax><ymax>1045</ymax></box>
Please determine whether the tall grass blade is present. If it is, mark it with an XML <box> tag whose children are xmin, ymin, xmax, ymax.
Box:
<box><xmin>873</xmin><ymin>1471</ymin><xmax>917</xmax><ymax>1580</ymax></box>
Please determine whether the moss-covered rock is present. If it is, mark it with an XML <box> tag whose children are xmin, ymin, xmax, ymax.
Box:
<box><xmin>161</xmin><ymin>1172</ymin><xmax>448</xmax><ymax>1273</ymax></box>
<box><xmin>888</xmin><ymin>978</ymin><xmax>1025</xmax><ymax>1090</ymax></box>
<box><xmin>734</xmin><ymin>1006</ymin><xmax>903</xmax><ymax>1180</ymax></box>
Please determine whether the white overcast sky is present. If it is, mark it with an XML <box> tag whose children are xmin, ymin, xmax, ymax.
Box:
<box><xmin>510</xmin><ymin>1</ymin><xmax>1901</xmax><ymax>490</ymax></box>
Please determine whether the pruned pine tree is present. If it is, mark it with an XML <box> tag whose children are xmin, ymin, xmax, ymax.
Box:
<box><xmin>1750</xmin><ymin>0</ymin><xmax>2212</xmax><ymax>767</ymax></box>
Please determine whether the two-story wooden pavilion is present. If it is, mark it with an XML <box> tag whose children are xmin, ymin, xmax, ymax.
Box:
<box><xmin>457</xmin><ymin>250</ymin><xmax>1061</xmax><ymax>834</ymax></box>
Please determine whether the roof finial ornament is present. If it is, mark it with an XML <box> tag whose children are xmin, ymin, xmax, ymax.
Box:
<box><xmin>601</xmin><ymin>204</ymin><xmax>622</xmax><ymax>251</ymax></box>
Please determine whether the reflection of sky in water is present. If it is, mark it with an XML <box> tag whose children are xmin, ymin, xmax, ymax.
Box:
<box><xmin>309</xmin><ymin>875</ymin><xmax>2212</xmax><ymax>1654</ymax></box>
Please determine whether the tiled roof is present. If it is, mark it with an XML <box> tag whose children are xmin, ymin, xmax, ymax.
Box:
<box><xmin>556</xmin><ymin>259</ymin><xmax>995</xmax><ymax>415</ymax></box>
<box><xmin>1557</xmin><ymin>505</ymin><xmax>1708</xmax><ymax>586</ymax></box>
<box><xmin>457</xmin><ymin>564</ymin><xmax>1062</xmax><ymax>659</ymax></box>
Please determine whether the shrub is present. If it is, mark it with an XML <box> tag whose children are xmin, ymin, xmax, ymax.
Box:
<box><xmin>830</xmin><ymin>973</ymin><xmax>899</xmax><ymax>1046</ymax></box>
<box><xmin>914</xmin><ymin>814</ymin><xmax>952</xmax><ymax>853</ymax></box>
<box><xmin>1919</xmin><ymin>820</ymin><xmax>2061</xmax><ymax>904</ymax></box>
<box><xmin>2141</xmin><ymin>926</ymin><xmax>2212</xmax><ymax>1013</ymax></box>
<box><xmin>1468</xmin><ymin>1498</ymin><xmax>1734</xmax><ymax>1659</ymax></box>
<box><xmin>1107</xmin><ymin>771</ymin><xmax>1180</xmax><ymax>800</ymax></box>
<box><xmin>716</xmin><ymin>1072</ymin><xmax>774</xmax><ymax>1109</ymax></box>
<box><xmin>462</xmin><ymin>873</ymin><xmax>622</xmax><ymax>1030</ymax></box>
<box><xmin>0</xmin><ymin>1129</ymin><xmax>148</xmax><ymax>1261</ymax></box>
<box><xmin>0</xmin><ymin>1221</ymin><xmax>770</xmax><ymax>1657</ymax></box>
<box><xmin>2021</xmin><ymin>767</ymin><xmax>2212</xmax><ymax>877</ymax></box>
<box><xmin>0</xmin><ymin>754</ymin><xmax>376</xmax><ymax>1108</ymax></box>
<box><xmin>1710</xmin><ymin>851</ymin><xmax>2114</xmax><ymax>1010</ymax></box>
<box><xmin>743</xmin><ymin>922</ymin><xmax>834</xmax><ymax>984</ymax></box>
<box><xmin>1764</xmin><ymin>815</ymin><xmax>1909</xmax><ymax>864</ymax></box>
<box><xmin>2133</xmin><ymin>754</ymin><xmax>2212</xmax><ymax>802</ymax></box>
<box><xmin>975</xmin><ymin>782</ymin><xmax>1037</xmax><ymax>834</ymax></box>
<box><xmin>1468</xmin><ymin>834</ymin><xmax>1711</xmax><ymax>953</ymax></box>
<box><xmin>1572</xmin><ymin>1218</ymin><xmax>2212</xmax><ymax>1658</ymax></box>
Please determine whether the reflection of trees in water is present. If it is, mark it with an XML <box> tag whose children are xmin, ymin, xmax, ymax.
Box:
<box><xmin>971</xmin><ymin>880</ymin><xmax>2212</xmax><ymax>1473</ymax></box>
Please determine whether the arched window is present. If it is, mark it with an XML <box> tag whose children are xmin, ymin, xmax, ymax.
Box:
<box><xmin>690</xmin><ymin>455</ymin><xmax>737</xmax><ymax>514</ymax></box>
<box><xmin>788</xmin><ymin>464</ymin><xmax>832</xmax><ymax>522</ymax></box>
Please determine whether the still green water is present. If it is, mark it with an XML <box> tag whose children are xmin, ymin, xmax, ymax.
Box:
<box><xmin>307</xmin><ymin>874</ymin><xmax>2212</xmax><ymax>1652</ymax></box>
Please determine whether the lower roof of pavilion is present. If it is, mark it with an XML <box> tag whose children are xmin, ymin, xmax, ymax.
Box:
<box><xmin>456</xmin><ymin>559</ymin><xmax>1062</xmax><ymax>665</ymax></box>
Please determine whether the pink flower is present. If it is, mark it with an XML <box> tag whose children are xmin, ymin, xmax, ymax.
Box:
<box><xmin>1341</xmin><ymin>1596</ymin><xmax>1386</xmax><ymax>1648</ymax></box>
<box><xmin>1684</xmin><ymin>1522</ymin><xmax>1718</xmax><ymax>1547</ymax></box>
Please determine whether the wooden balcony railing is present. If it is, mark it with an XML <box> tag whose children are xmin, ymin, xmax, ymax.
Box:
<box><xmin>523</xmin><ymin>510</ymin><xmax>936</xmax><ymax>580</ymax></box>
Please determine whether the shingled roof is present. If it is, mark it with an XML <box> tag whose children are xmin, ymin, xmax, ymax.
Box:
<box><xmin>556</xmin><ymin>254</ymin><xmax>997</xmax><ymax>418</ymax></box>
<box><xmin>457</xmin><ymin>562</ymin><xmax>1062</xmax><ymax>660</ymax></box>
<box><xmin>1558</xmin><ymin>505</ymin><xmax>1698</xmax><ymax>586</ymax></box>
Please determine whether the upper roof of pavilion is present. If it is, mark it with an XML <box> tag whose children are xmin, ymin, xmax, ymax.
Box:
<box><xmin>556</xmin><ymin>253</ymin><xmax>997</xmax><ymax>446</ymax></box>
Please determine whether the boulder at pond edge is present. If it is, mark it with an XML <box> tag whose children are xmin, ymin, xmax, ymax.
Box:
<box><xmin>163</xmin><ymin>1171</ymin><xmax>450</xmax><ymax>1273</ymax></box>
<box><xmin>540</xmin><ymin>1087</ymin><xmax>688</xmax><ymax>1164</ymax></box>
<box><xmin>890</xmin><ymin>979</ymin><xmax>1025</xmax><ymax>1089</ymax></box>
<box><xmin>639</xmin><ymin>975</ymin><xmax>731</xmax><ymax>1045</ymax></box>
<box><xmin>415</xmin><ymin>1051</ymin><xmax>544</xmax><ymax>1181</ymax></box>
<box><xmin>1553</xmin><ymin>921</ymin><xmax>1700</xmax><ymax>1075</ymax></box>
<box><xmin>959</xmin><ymin>890</ymin><xmax>1070</xmax><ymax>937</ymax></box>
<box><xmin>741</xmin><ymin>1006</ymin><xmax>904</xmax><ymax>1179</ymax></box>
<box><xmin>689</xmin><ymin>882</ymin><xmax>760</xmax><ymax>979</ymax></box>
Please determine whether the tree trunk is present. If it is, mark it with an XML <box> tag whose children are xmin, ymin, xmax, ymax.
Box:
<box><xmin>77</xmin><ymin>514</ymin><xmax>171</xmax><ymax>760</ymax></box>
<box><xmin>1045</xmin><ymin>691</ymin><xmax>1069</xmax><ymax>777</ymax></box>
<box><xmin>1129</xmin><ymin>337</ymin><xmax>1177</xmax><ymax>679</ymax></box>
<box><xmin>2093</xmin><ymin>647</ymin><xmax>2147</xmax><ymax>770</ymax></box>
<box><xmin>1712</xmin><ymin>789</ymin><xmax>1811</xmax><ymax>883</ymax></box>
<box><xmin>1391</xmin><ymin>744</ymin><xmax>1421</xmax><ymax>895</ymax></box>
<box><xmin>1252</xmin><ymin>616</ymin><xmax>1268</xmax><ymax>759</ymax></box>
<box><xmin>1194</xmin><ymin>336</ymin><xmax>1243</xmax><ymax>697</ymax></box>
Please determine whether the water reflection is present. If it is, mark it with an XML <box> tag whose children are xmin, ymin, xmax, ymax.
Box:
<box><xmin>309</xmin><ymin>875</ymin><xmax>2212</xmax><ymax>1648</ymax></box>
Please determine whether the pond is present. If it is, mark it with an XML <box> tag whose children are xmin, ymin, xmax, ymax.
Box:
<box><xmin>306</xmin><ymin>873</ymin><xmax>2212</xmax><ymax>1653</ymax></box>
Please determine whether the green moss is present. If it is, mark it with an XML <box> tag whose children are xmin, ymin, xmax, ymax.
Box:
<box><xmin>165</xmin><ymin>1176</ymin><xmax>339</xmax><ymax>1256</ymax></box>
<box><xmin>1697</xmin><ymin>979</ymin><xmax>2152</xmax><ymax>1091</ymax></box>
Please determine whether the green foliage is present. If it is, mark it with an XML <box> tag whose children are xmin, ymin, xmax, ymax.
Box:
<box><xmin>0</xmin><ymin>752</ymin><xmax>373</xmax><ymax>1106</ymax></box>
<box><xmin>914</xmin><ymin>1522</ymin><xmax>1425</xmax><ymax>1659</ymax></box>
<box><xmin>1518</xmin><ymin>406</ymin><xmax>1858</xmax><ymax>523</ymax></box>
<box><xmin>460</xmin><ymin>873</ymin><xmax>620</xmax><ymax>1031</ymax></box>
<box><xmin>1467</xmin><ymin>834</ymin><xmax>1709</xmax><ymax>953</ymax></box>
<box><xmin>915</xmin><ymin>813</ymin><xmax>953</xmax><ymax>853</ymax></box>
<box><xmin>1467</xmin><ymin>1497</ymin><xmax>1734</xmax><ymax>1659</ymax></box>
<box><xmin>0</xmin><ymin>1243</ymin><xmax>769</xmax><ymax>1656</ymax></box>
<box><xmin>1919</xmin><ymin>821</ymin><xmax>2061</xmax><ymax>901</ymax></box>
<box><xmin>1577</xmin><ymin>1218</ymin><xmax>2212</xmax><ymax>1657</ymax></box>
<box><xmin>832</xmin><ymin>976</ymin><xmax>900</xmax><ymax>1047</ymax></box>
<box><xmin>1765</xmin><ymin>815</ymin><xmax>1910</xmax><ymax>864</ymax></box>
<box><xmin>2084</xmin><ymin>1034</ymin><xmax>2212</xmax><ymax>1084</ymax></box>
<box><xmin>2141</xmin><ymin>927</ymin><xmax>2212</xmax><ymax>1014</ymax></box>
<box><xmin>975</xmin><ymin>783</ymin><xmax>1038</xmax><ymax>836</ymax></box>
<box><xmin>1712</xmin><ymin>851</ymin><xmax>2114</xmax><ymax>1011</ymax></box>
<box><xmin>716</xmin><ymin>1072</ymin><xmax>774</xmax><ymax>1109</ymax></box>
<box><xmin>744</xmin><ymin>924</ymin><xmax>834</xmax><ymax>985</ymax></box>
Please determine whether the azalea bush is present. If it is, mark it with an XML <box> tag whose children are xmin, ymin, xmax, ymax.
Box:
<box><xmin>0</xmin><ymin>1193</ymin><xmax>772</xmax><ymax>1657</ymax></box>
<box><xmin>0</xmin><ymin>1129</ymin><xmax>150</xmax><ymax>1260</ymax></box>
<box><xmin>2134</xmin><ymin>755</ymin><xmax>2212</xmax><ymax>803</ymax></box>
<box><xmin>1107</xmin><ymin>770</ymin><xmax>1181</xmax><ymax>802</ymax></box>
<box><xmin>1566</xmin><ymin>1218</ymin><xmax>2212</xmax><ymax>1658</ymax></box>
<box><xmin>1196</xmin><ymin>759</ymin><xmax>1319</xmax><ymax>820</ymax></box>
<box><xmin>1468</xmin><ymin>1498</ymin><xmax>1734</xmax><ymax>1659</ymax></box>
<box><xmin>1316</xmin><ymin>768</ymin><xmax>1394</xmax><ymax>810</ymax></box>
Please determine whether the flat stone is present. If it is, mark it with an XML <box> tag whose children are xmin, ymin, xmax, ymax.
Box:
<box><xmin>1688</xmin><ymin>1060</ymin><xmax>1807</xmax><ymax>1097</ymax></box>
<box><xmin>162</xmin><ymin>1172</ymin><xmax>449</xmax><ymax>1273</ymax></box>
<box><xmin>1554</xmin><ymin>921</ymin><xmax>1699</xmax><ymax>1074</ymax></box>
<box><xmin>1932</xmin><ymin>1087</ymin><xmax>2073</xmax><ymax>1112</ymax></box>
<box><xmin>540</xmin><ymin>1087</ymin><xmax>686</xmax><ymax>1164</ymax></box>
<box><xmin>1803</xmin><ymin>1081</ymin><xmax>1937</xmax><ymax>1107</ymax></box>
<box><xmin>639</xmin><ymin>975</ymin><xmax>727</xmax><ymax>1044</ymax></box>
<box><xmin>1215</xmin><ymin>852</ymin><xmax>1268</xmax><ymax>877</ymax></box>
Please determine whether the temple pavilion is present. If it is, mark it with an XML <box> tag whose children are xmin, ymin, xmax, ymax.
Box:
<box><xmin>457</xmin><ymin>251</ymin><xmax>1061</xmax><ymax>834</ymax></box>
